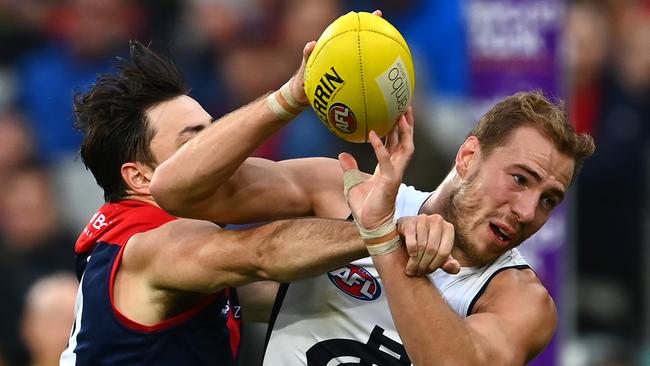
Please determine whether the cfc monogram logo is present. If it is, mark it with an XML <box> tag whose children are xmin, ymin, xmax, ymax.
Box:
<box><xmin>307</xmin><ymin>325</ymin><xmax>411</xmax><ymax>365</ymax></box>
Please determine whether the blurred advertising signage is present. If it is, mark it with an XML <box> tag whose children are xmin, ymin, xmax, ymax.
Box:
<box><xmin>466</xmin><ymin>1</ymin><xmax>565</xmax><ymax>366</ymax></box>
<box><xmin>466</xmin><ymin>0</ymin><xmax>563</xmax><ymax>99</ymax></box>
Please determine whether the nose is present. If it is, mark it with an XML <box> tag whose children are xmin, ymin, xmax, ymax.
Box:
<box><xmin>511</xmin><ymin>191</ymin><xmax>537</xmax><ymax>224</ymax></box>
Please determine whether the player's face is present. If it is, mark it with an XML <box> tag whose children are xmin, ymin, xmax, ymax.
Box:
<box><xmin>146</xmin><ymin>95</ymin><xmax>213</xmax><ymax>164</ymax></box>
<box><xmin>450</xmin><ymin>126</ymin><xmax>574</xmax><ymax>265</ymax></box>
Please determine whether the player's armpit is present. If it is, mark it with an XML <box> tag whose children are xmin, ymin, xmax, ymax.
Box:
<box><xmin>237</xmin><ymin>281</ymin><xmax>280</xmax><ymax>323</ymax></box>
<box><xmin>465</xmin><ymin>268</ymin><xmax>558</xmax><ymax>365</ymax></box>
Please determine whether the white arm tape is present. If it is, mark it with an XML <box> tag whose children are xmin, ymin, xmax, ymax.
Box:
<box><xmin>280</xmin><ymin>81</ymin><xmax>308</xmax><ymax>111</ymax></box>
<box><xmin>366</xmin><ymin>236</ymin><xmax>402</xmax><ymax>256</ymax></box>
<box><xmin>267</xmin><ymin>91</ymin><xmax>296</xmax><ymax>121</ymax></box>
<box><xmin>343</xmin><ymin>169</ymin><xmax>397</xmax><ymax>239</ymax></box>
<box><xmin>343</xmin><ymin>169</ymin><xmax>366</xmax><ymax>202</ymax></box>
<box><xmin>355</xmin><ymin>217</ymin><xmax>396</xmax><ymax>240</ymax></box>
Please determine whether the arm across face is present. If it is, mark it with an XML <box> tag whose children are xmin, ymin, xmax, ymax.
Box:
<box><xmin>149</xmin><ymin>42</ymin><xmax>341</xmax><ymax>223</ymax></box>
<box><xmin>149</xmin><ymin>12</ymin><xmax>391</xmax><ymax>225</ymax></box>
<box><xmin>154</xmin><ymin>157</ymin><xmax>352</xmax><ymax>224</ymax></box>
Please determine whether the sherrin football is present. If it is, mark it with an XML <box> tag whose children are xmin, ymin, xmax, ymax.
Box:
<box><xmin>304</xmin><ymin>11</ymin><xmax>415</xmax><ymax>143</ymax></box>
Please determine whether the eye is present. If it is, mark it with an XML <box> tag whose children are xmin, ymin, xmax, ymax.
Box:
<box><xmin>541</xmin><ymin>196</ymin><xmax>558</xmax><ymax>210</ymax></box>
<box><xmin>513</xmin><ymin>174</ymin><xmax>527</xmax><ymax>187</ymax></box>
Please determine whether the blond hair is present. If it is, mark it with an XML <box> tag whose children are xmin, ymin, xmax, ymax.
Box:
<box><xmin>470</xmin><ymin>90</ymin><xmax>595</xmax><ymax>178</ymax></box>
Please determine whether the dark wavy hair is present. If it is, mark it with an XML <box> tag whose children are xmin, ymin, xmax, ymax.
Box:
<box><xmin>74</xmin><ymin>40</ymin><xmax>187</xmax><ymax>202</ymax></box>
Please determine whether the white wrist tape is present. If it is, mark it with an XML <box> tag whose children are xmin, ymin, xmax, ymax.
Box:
<box><xmin>343</xmin><ymin>168</ymin><xmax>398</xmax><ymax>240</ymax></box>
<box><xmin>267</xmin><ymin>91</ymin><xmax>296</xmax><ymax>121</ymax></box>
<box><xmin>343</xmin><ymin>169</ymin><xmax>366</xmax><ymax>202</ymax></box>
<box><xmin>280</xmin><ymin>81</ymin><xmax>308</xmax><ymax>111</ymax></box>
<box><xmin>356</xmin><ymin>217</ymin><xmax>397</xmax><ymax>240</ymax></box>
<box><xmin>366</xmin><ymin>236</ymin><xmax>402</xmax><ymax>256</ymax></box>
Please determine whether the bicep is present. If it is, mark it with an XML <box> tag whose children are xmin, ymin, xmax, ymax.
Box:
<box><xmin>193</xmin><ymin>157</ymin><xmax>349</xmax><ymax>223</ymax></box>
<box><xmin>464</xmin><ymin>278</ymin><xmax>557</xmax><ymax>365</ymax></box>
<box><xmin>124</xmin><ymin>219</ymin><xmax>266</xmax><ymax>295</ymax></box>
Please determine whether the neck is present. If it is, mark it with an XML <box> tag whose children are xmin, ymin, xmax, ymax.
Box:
<box><xmin>418</xmin><ymin>170</ymin><xmax>483</xmax><ymax>267</ymax></box>
<box><xmin>419</xmin><ymin>170</ymin><xmax>458</xmax><ymax>216</ymax></box>
<box><xmin>122</xmin><ymin>193</ymin><xmax>159</xmax><ymax>208</ymax></box>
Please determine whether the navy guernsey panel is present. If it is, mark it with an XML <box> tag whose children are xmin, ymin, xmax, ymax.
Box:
<box><xmin>61</xmin><ymin>200</ymin><xmax>241</xmax><ymax>365</ymax></box>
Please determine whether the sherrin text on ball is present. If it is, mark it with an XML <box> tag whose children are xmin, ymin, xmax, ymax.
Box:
<box><xmin>304</xmin><ymin>11</ymin><xmax>415</xmax><ymax>143</ymax></box>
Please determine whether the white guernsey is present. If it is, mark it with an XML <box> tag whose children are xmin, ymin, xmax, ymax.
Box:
<box><xmin>262</xmin><ymin>185</ymin><xmax>530</xmax><ymax>365</ymax></box>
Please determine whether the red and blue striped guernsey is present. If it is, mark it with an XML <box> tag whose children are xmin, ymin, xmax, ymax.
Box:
<box><xmin>61</xmin><ymin>200</ymin><xmax>241</xmax><ymax>365</ymax></box>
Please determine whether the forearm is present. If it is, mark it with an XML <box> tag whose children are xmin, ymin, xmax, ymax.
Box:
<box><xmin>150</xmin><ymin>95</ymin><xmax>291</xmax><ymax>214</ymax></box>
<box><xmin>251</xmin><ymin>218</ymin><xmax>367</xmax><ymax>282</ymax></box>
<box><xmin>372</xmin><ymin>248</ymin><xmax>486</xmax><ymax>365</ymax></box>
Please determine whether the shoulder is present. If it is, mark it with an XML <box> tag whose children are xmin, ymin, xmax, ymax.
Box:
<box><xmin>122</xmin><ymin>218</ymin><xmax>220</xmax><ymax>272</ymax></box>
<box><xmin>474</xmin><ymin>267</ymin><xmax>555</xmax><ymax>317</ymax></box>
<box><xmin>471</xmin><ymin>268</ymin><xmax>557</xmax><ymax>361</ymax></box>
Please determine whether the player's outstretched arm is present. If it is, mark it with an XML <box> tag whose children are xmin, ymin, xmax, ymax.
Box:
<box><xmin>124</xmin><ymin>218</ymin><xmax>366</xmax><ymax>295</ymax></box>
<box><xmin>149</xmin><ymin>42</ymin><xmax>319</xmax><ymax>221</ymax></box>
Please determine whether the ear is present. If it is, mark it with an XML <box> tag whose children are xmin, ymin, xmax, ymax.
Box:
<box><xmin>121</xmin><ymin>162</ymin><xmax>154</xmax><ymax>196</ymax></box>
<box><xmin>454</xmin><ymin>136</ymin><xmax>480</xmax><ymax>178</ymax></box>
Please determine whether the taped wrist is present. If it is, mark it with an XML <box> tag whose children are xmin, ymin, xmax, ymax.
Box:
<box><xmin>266</xmin><ymin>80</ymin><xmax>308</xmax><ymax>121</ymax></box>
<box><xmin>343</xmin><ymin>168</ymin><xmax>401</xmax><ymax>255</ymax></box>
<box><xmin>360</xmin><ymin>220</ymin><xmax>401</xmax><ymax>256</ymax></box>
<box><xmin>280</xmin><ymin>80</ymin><xmax>309</xmax><ymax>110</ymax></box>
<box><xmin>366</xmin><ymin>235</ymin><xmax>402</xmax><ymax>256</ymax></box>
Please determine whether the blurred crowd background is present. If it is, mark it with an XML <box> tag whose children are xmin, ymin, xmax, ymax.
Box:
<box><xmin>0</xmin><ymin>0</ymin><xmax>648</xmax><ymax>365</ymax></box>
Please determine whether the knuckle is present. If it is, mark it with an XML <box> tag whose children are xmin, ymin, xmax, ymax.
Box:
<box><xmin>444</xmin><ymin>220</ymin><xmax>454</xmax><ymax>231</ymax></box>
<box><xmin>440</xmin><ymin>244</ymin><xmax>452</xmax><ymax>257</ymax></box>
<box><xmin>429</xmin><ymin>214</ymin><xmax>443</xmax><ymax>223</ymax></box>
<box><xmin>425</xmin><ymin>244</ymin><xmax>437</xmax><ymax>256</ymax></box>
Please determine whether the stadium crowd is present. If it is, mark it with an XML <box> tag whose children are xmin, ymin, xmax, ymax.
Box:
<box><xmin>0</xmin><ymin>0</ymin><xmax>647</xmax><ymax>365</ymax></box>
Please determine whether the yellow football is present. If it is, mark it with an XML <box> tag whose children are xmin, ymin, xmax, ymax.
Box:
<box><xmin>304</xmin><ymin>11</ymin><xmax>415</xmax><ymax>143</ymax></box>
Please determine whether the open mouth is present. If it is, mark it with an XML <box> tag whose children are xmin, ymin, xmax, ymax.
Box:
<box><xmin>489</xmin><ymin>223</ymin><xmax>511</xmax><ymax>244</ymax></box>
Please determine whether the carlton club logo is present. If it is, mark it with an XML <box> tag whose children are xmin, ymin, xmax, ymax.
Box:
<box><xmin>327</xmin><ymin>264</ymin><xmax>381</xmax><ymax>301</ymax></box>
<box><xmin>327</xmin><ymin>103</ymin><xmax>357</xmax><ymax>134</ymax></box>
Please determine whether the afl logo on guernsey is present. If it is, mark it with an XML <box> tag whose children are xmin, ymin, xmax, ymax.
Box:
<box><xmin>327</xmin><ymin>264</ymin><xmax>381</xmax><ymax>301</ymax></box>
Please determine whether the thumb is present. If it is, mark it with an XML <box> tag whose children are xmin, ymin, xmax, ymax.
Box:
<box><xmin>441</xmin><ymin>256</ymin><xmax>461</xmax><ymax>275</ymax></box>
<box><xmin>303</xmin><ymin>40</ymin><xmax>316</xmax><ymax>61</ymax></box>
<box><xmin>338</xmin><ymin>152</ymin><xmax>359</xmax><ymax>172</ymax></box>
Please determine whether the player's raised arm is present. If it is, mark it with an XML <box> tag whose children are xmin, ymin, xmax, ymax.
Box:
<box><xmin>149</xmin><ymin>41</ymin><xmax>325</xmax><ymax>221</ymax></box>
<box><xmin>149</xmin><ymin>10</ymin><xmax>406</xmax><ymax>225</ymax></box>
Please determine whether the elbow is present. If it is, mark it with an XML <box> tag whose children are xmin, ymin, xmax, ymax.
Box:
<box><xmin>149</xmin><ymin>167</ymin><xmax>210</xmax><ymax>218</ymax></box>
<box><xmin>254</xmin><ymin>244</ymin><xmax>287</xmax><ymax>283</ymax></box>
<box><xmin>149</xmin><ymin>174</ymin><xmax>184</xmax><ymax>216</ymax></box>
<box><xmin>251</xmin><ymin>224</ymin><xmax>293</xmax><ymax>283</ymax></box>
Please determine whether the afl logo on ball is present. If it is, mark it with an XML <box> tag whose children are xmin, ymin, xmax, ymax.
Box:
<box><xmin>328</xmin><ymin>103</ymin><xmax>357</xmax><ymax>134</ymax></box>
<box><xmin>327</xmin><ymin>264</ymin><xmax>381</xmax><ymax>301</ymax></box>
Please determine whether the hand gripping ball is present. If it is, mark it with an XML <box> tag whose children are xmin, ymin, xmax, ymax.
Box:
<box><xmin>304</xmin><ymin>11</ymin><xmax>415</xmax><ymax>143</ymax></box>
